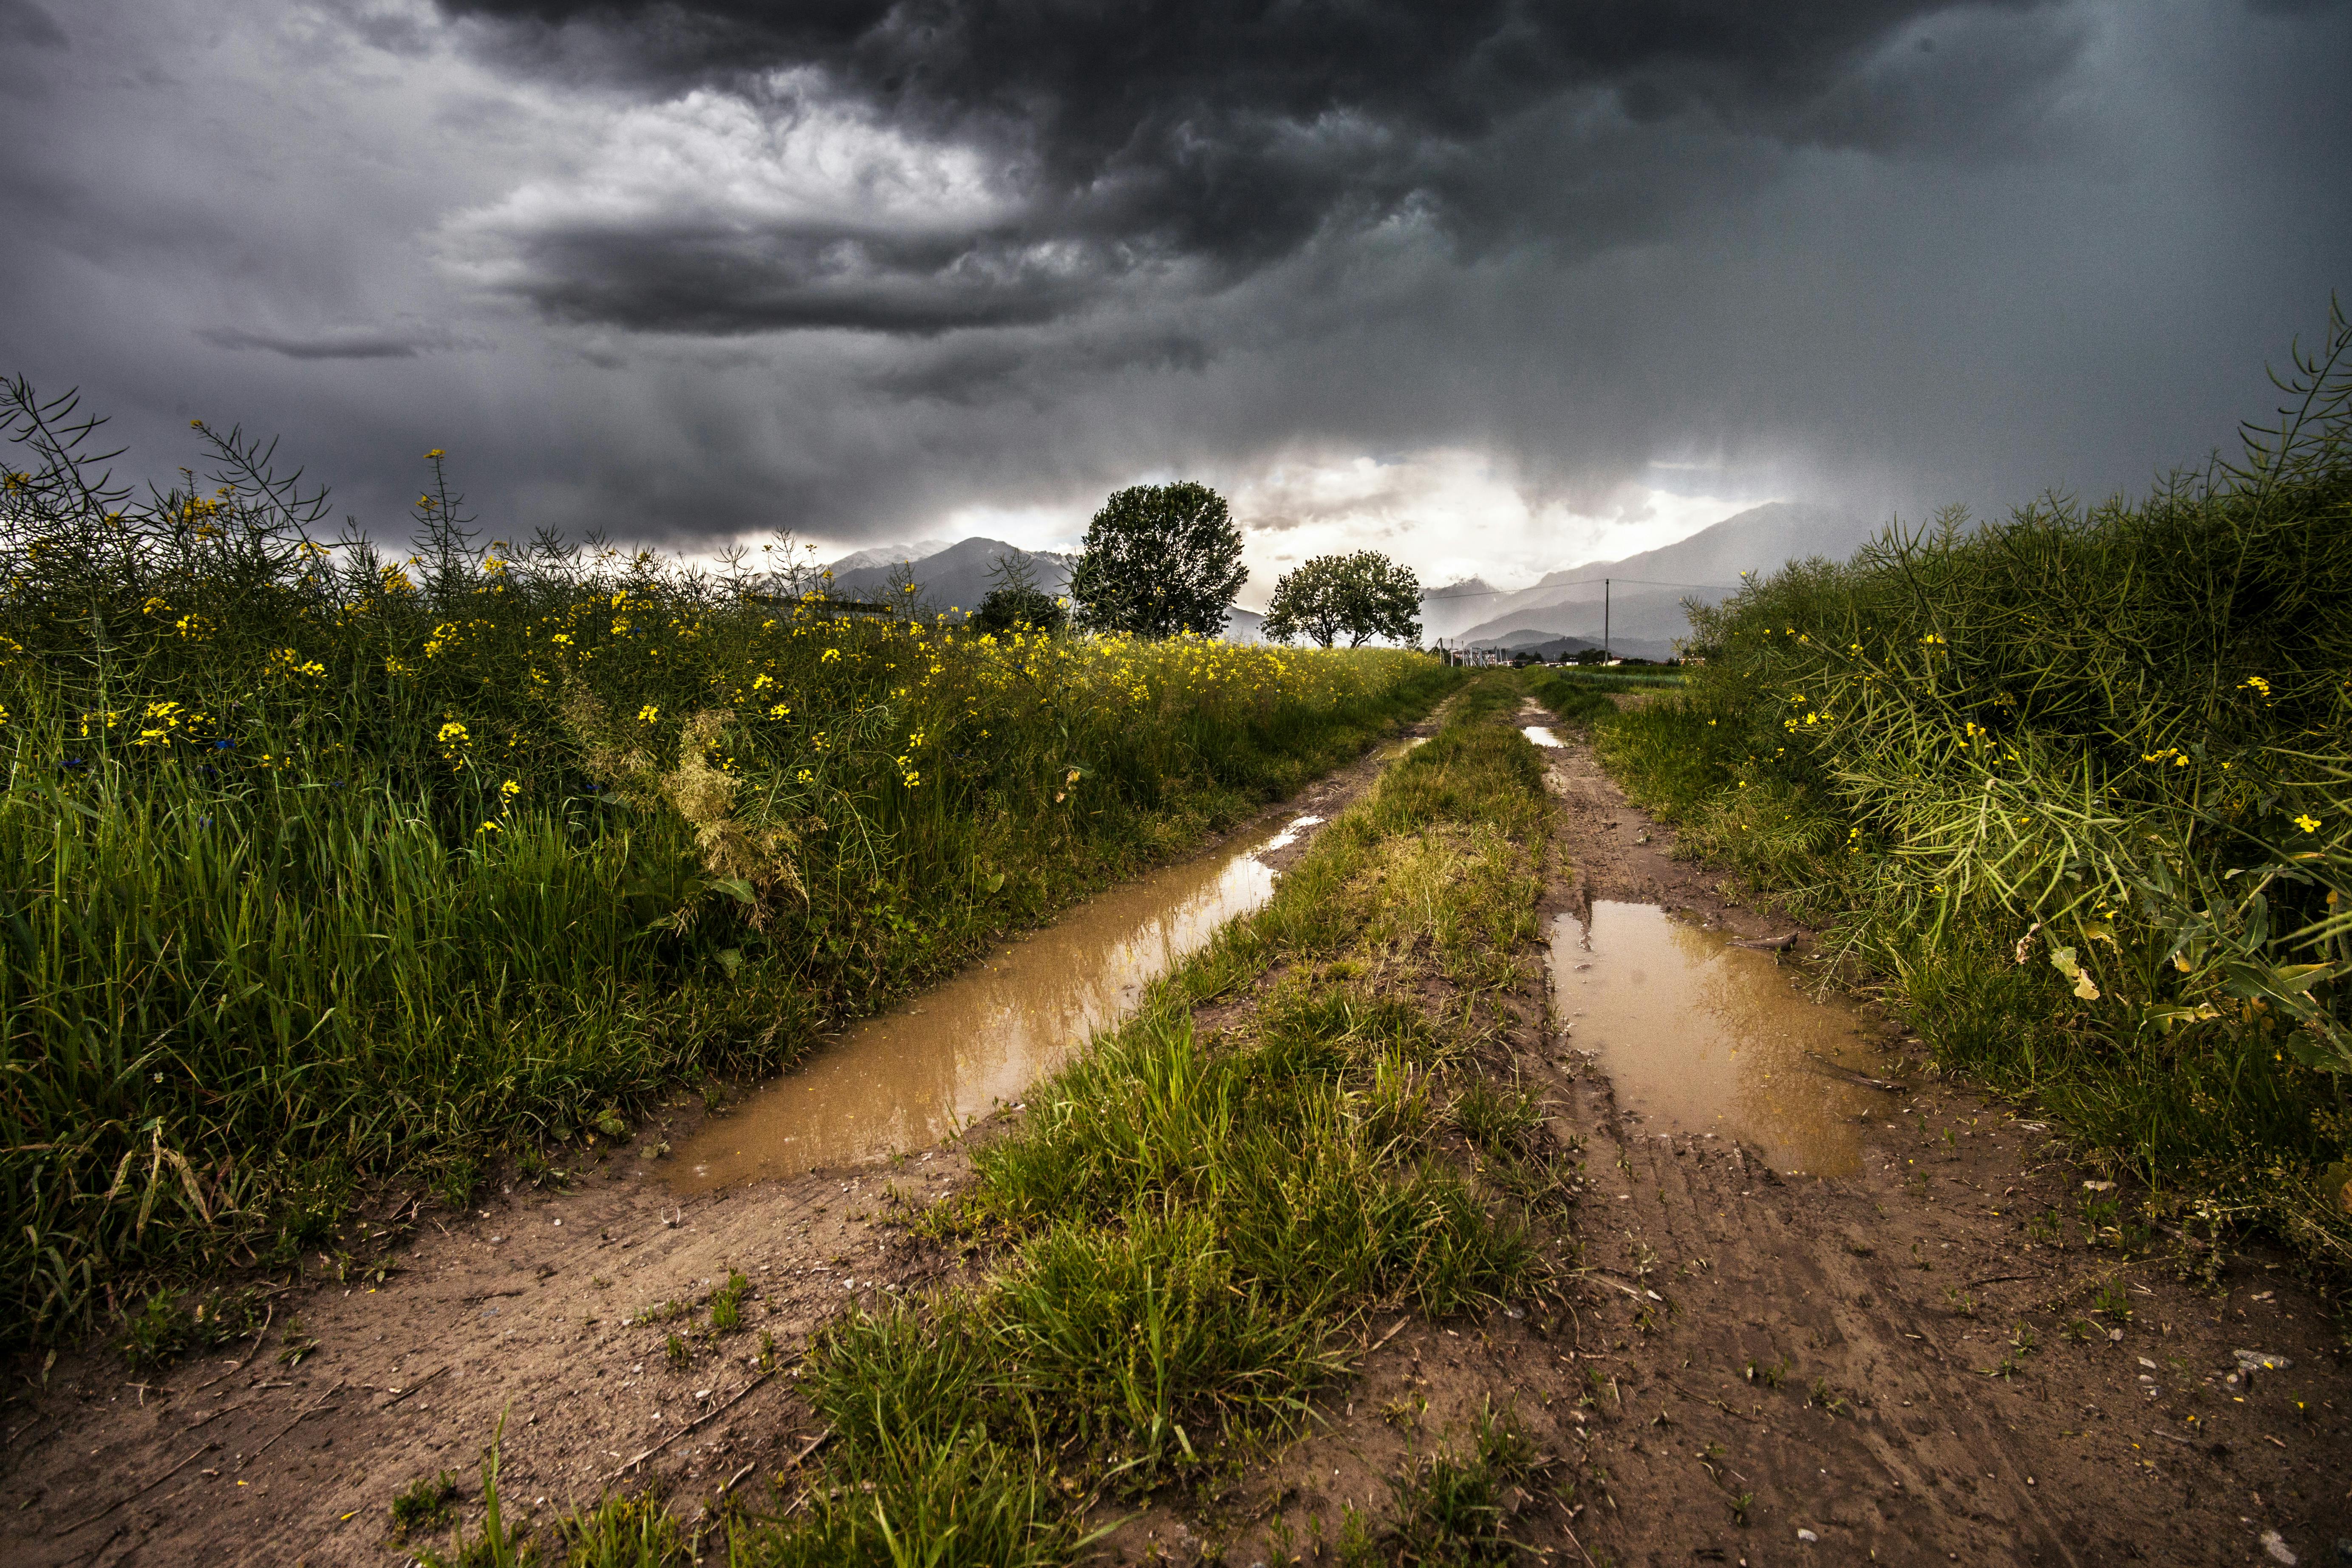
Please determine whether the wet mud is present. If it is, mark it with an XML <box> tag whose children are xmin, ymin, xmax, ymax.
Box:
<box><xmin>674</xmin><ymin>816</ymin><xmax>1311</xmax><ymax>1189</ymax></box>
<box><xmin>1109</xmin><ymin>696</ymin><xmax>2352</xmax><ymax>1568</ymax></box>
<box><xmin>1549</xmin><ymin>900</ymin><xmax>1897</xmax><ymax>1177</ymax></box>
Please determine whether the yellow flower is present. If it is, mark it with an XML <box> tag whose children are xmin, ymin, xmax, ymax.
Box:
<box><xmin>438</xmin><ymin>720</ymin><xmax>471</xmax><ymax>744</ymax></box>
<box><xmin>425</xmin><ymin>448</ymin><xmax>445</xmax><ymax>459</ymax></box>
<box><xmin>500</xmin><ymin>780</ymin><xmax>522</xmax><ymax>801</ymax></box>
<box><xmin>2293</xmin><ymin>813</ymin><xmax>2322</xmax><ymax>833</ymax></box>
<box><xmin>637</xmin><ymin>704</ymin><xmax>660</xmax><ymax>725</ymax></box>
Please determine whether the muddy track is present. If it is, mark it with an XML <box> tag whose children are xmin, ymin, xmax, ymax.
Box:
<box><xmin>1117</xmin><ymin>701</ymin><xmax>2351</xmax><ymax>1566</ymax></box>
<box><xmin>1</xmin><ymin>716</ymin><xmax>1447</xmax><ymax>1568</ymax></box>
<box><xmin>1519</xmin><ymin>699</ymin><xmax>2352</xmax><ymax>1567</ymax></box>
<box><xmin>9</xmin><ymin>694</ymin><xmax>2347</xmax><ymax>1568</ymax></box>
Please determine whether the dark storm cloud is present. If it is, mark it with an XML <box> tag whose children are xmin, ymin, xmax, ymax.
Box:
<box><xmin>0</xmin><ymin>0</ymin><xmax>68</xmax><ymax>49</ymax></box>
<box><xmin>0</xmin><ymin>0</ymin><xmax>2344</xmax><ymax>573</ymax></box>
<box><xmin>438</xmin><ymin>0</ymin><xmax>2072</xmax><ymax>335</ymax></box>
<box><xmin>195</xmin><ymin>325</ymin><xmax>476</xmax><ymax>360</ymax></box>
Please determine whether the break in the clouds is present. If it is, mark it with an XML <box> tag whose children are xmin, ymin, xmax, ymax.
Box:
<box><xmin>0</xmin><ymin>0</ymin><xmax>2346</xmax><ymax>587</ymax></box>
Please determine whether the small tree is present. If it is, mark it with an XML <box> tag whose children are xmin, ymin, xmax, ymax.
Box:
<box><xmin>1260</xmin><ymin>551</ymin><xmax>1422</xmax><ymax>648</ymax></box>
<box><xmin>967</xmin><ymin>551</ymin><xmax>1068</xmax><ymax>637</ymax></box>
<box><xmin>1067</xmin><ymin>481</ymin><xmax>1246</xmax><ymax>638</ymax></box>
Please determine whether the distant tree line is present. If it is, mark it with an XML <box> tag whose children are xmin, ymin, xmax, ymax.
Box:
<box><xmin>975</xmin><ymin>479</ymin><xmax>1422</xmax><ymax>650</ymax></box>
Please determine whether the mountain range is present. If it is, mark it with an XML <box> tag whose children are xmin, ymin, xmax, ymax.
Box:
<box><xmin>818</xmin><ymin>499</ymin><xmax>1872</xmax><ymax>652</ymax></box>
<box><xmin>1421</xmin><ymin>501</ymin><xmax>1874</xmax><ymax>656</ymax></box>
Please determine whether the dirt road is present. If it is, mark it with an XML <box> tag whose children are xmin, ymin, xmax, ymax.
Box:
<box><xmin>1082</xmin><ymin>701</ymin><xmax>2352</xmax><ymax>1568</ymax></box>
<box><xmin>7</xmin><ymin>696</ymin><xmax>2347</xmax><ymax>1566</ymax></box>
<box><xmin>1507</xmin><ymin>704</ymin><xmax>2352</xmax><ymax>1566</ymax></box>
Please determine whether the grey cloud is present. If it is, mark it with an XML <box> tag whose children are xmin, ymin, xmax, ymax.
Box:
<box><xmin>437</xmin><ymin>0</ymin><xmax>2075</xmax><ymax>336</ymax></box>
<box><xmin>195</xmin><ymin>325</ymin><xmax>473</xmax><ymax>360</ymax></box>
<box><xmin>0</xmin><ymin>0</ymin><xmax>67</xmax><ymax>48</ymax></box>
<box><xmin>0</xmin><ymin>0</ymin><xmax>2344</xmax><ymax>575</ymax></box>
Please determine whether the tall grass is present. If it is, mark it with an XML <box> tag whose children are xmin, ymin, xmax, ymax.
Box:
<box><xmin>0</xmin><ymin>380</ymin><xmax>1458</xmax><ymax>1341</ymax></box>
<box><xmin>1586</xmin><ymin>306</ymin><xmax>2352</xmax><ymax>1272</ymax></box>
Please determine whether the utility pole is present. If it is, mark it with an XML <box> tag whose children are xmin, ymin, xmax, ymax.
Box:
<box><xmin>1603</xmin><ymin>578</ymin><xmax>1610</xmax><ymax>662</ymax></box>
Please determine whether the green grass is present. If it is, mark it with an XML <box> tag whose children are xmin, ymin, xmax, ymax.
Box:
<box><xmin>1382</xmin><ymin>1403</ymin><xmax>1543</xmax><ymax>1568</ymax></box>
<box><xmin>1576</xmin><ymin>306</ymin><xmax>2352</xmax><ymax>1279</ymax></box>
<box><xmin>0</xmin><ymin>378</ymin><xmax>1461</xmax><ymax>1342</ymax></box>
<box><xmin>719</xmin><ymin>675</ymin><xmax>1559</xmax><ymax>1565</ymax></box>
<box><xmin>1531</xmin><ymin>665</ymin><xmax>1688</xmax><ymax>692</ymax></box>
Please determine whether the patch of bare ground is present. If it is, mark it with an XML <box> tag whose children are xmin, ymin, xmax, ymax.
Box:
<box><xmin>0</xmin><ymin>716</ymin><xmax>1443</xmax><ymax>1568</ymax></box>
<box><xmin>1173</xmin><ymin>702</ymin><xmax>2352</xmax><ymax>1568</ymax></box>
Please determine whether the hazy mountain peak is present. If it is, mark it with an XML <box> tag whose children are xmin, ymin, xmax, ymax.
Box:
<box><xmin>1426</xmin><ymin>500</ymin><xmax>1872</xmax><ymax>649</ymax></box>
<box><xmin>824</xmin><ymin>538</ymin><xmax>957</xmax><ymax>575</ymax></box>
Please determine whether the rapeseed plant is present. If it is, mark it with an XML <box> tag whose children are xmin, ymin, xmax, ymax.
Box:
<box><xmin>0</xmin><ymin>376</ymin><xmax>1457</xmax><ymax>1340</ymax></box>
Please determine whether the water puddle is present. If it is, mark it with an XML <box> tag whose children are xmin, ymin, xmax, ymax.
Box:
<box><xmin>1549</xmin><ymin>902</ymin><xmax>1900</xmax><ymax>1176</ymax></box>
<box><xmin>1259</xmin><ymin>815</ymin><xmax>1322</xmax><ymax>853</ymax></box>
<box><xmin>1522</xmin><ymin>725</ymin><xmax>1564</xmax><ymax>748</ymax></box>
<box><xmin>672</xmin><ymin>817</ymin><xmax>1319</xmax><ymax>1189</ymax></box>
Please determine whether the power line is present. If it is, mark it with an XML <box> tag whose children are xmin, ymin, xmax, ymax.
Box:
<box><xmin>1418</xmin><ymin>575</ymin><xmax>1745</xmax><ymax>604</ymax></box>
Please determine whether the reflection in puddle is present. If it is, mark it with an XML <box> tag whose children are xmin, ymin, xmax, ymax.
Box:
<box><xmin>1259</xmin><ymin>815</ymin><xmax>1323</xmax><ymax>853</ymax></box>
<box><xmin>672</xmin><ymin>821</ymin><xmax>1306</xmax><ymax>1189</ymax></box>
<box><xmin>1522</xmin><ymin>725</ymin><xmax>1564</xmax><ymax>748</ymax></box>
<box><xmin>1549</xmin><ymin>902</ymin><xmax>1898</xmax><ymax>1176</ymax></box>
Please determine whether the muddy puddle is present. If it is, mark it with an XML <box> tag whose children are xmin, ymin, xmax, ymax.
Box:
<box><xmin>673</xmin><ymin>818</ymin><xmax>1314</xmax><ymax>1189</ymax></box>
<box><xmin>1550</xmin><ymin>902</ymin><xmax>1900</xmax><ymax>1176</ymax></box>
<box><xmin>1522</xmin><ymin>725</ymin><xmax>1564</xmax><ymax>748</ymax></box>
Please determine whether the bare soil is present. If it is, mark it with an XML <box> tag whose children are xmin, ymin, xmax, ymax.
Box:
<box><xmin>8</xmin><ymin>701</ymin><xmax>2349</xmax><ymax>1567</ymax></box>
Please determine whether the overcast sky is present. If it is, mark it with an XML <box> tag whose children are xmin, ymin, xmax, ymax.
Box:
<box><xmin>2</xmin><ymin>0</ymin><xmax>2344</xmax><ymax>603</ymax></box>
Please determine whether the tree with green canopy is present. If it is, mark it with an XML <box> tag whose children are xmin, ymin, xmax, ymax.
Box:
<box><xmin>1067</xmin><ymin>481</ymin><xmax>1246</xmax><ymax>638</ymax></box>
<box><xmin>1260</xmin><ymin>551</ymin><xmax>1422</xmax><ymax>648</ymax></box>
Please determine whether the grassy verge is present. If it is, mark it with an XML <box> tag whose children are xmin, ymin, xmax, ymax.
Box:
<box><xmin>1571</xmin><ymin>312</ymin><xmax>2352</xmax><ymax>1284</ymax></box>
<box><xmin>405</xmin><ymin>673</ymin><xmax>1564</xmax><ymax>1566</ymax></box>
<box><xmin>0</xmin><ymin>381</ymin><xmax>1461</xmax><ymax>1342</ymax></box>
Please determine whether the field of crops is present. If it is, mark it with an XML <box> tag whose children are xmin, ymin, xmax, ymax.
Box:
<box><xmin>0</xmin><ymin>382</ymin><xmax>1457</xmax><ymax>1341</ymax></box>
<box><xmin>1587</xmin><ymin>314</ymin><xmax>2352</xmax><ymax>1276</ymax></box>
